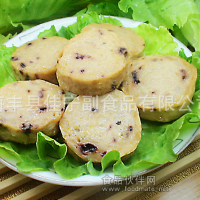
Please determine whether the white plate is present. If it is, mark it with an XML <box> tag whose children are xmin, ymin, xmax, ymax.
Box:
<box><xmin>1</xmin><ymin>16</ymin><xmax>199</xmax><ymax>186</ymax></box>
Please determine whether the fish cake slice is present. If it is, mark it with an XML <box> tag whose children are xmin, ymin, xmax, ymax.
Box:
<box><xmin>122</xmin><ymin>55</ymin><xmax>197</xmax><ymax>122</ymax></box>
<box><xmin>59</xmin><ymin>89</ymin><xmax>141</xmax><ymax>162</ymax></box>
<box><xmin>82</xmin><ymin>23</ymin><xmax>145</xmax><ymax>59</ymax></box>
<box><xmin>11</xmin><ymin>36</ymin><xmax>68</xmax><ymax>84</ymax></box>
<box><xmin>0</xmin><ymin>80</ymin><xmax>65</xmax><ymax>144</ymax></box>
<box><xmin>56</xmin><ymin>25</ymin><xmax>129</xmax><ymax>95</ymax></box>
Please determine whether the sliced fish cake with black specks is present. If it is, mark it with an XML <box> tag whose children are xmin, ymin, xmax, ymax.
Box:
<box><xmin>57</xmin><ymin>26</ymin><xmax>129</xmax><ymax>96</ymax></box>
<box><xmin>11</xmin><ymin>36</ymin><xmax>68</xmax><ymax>84</ymax></box>
<box><xmin>0</xmin><ymin>80</ymin><xmax>65</xmax><ymax>144</ymax></box>
<box><xmin>81</xmin><ymin>23</ymin><xmax>145</xmax><ymax>59</ymax></box>
<box><xmin>122</xmin><ymin>55</ymin><xmax>197</xmax><ymax>122</ymax></box>
<box><xmin>59</xmin><ymin>89</ymin><xmax>141</xmax><ymax>162</ymax></box>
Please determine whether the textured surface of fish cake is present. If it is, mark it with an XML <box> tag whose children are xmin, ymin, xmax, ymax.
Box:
<box><xmin>81</xmin><ymin>23</ymin><xmax>145</xmax><ymax>59</ymax></box>
<box><xmin>59</xmin><ymin>89</ymin><xmax>141</xmax><ymax>162</ymax></box>
<box><xmin>0</xmin><ymin>80</ymin><xmax>65</xmax><ymax>144</ymax></box>
<box><xmin>57</xmin><ymin>26</ymin><xmax>129</xmax><ymax>95</ymax></box>
<box><xmin>11</xmin><ymin>36</ymin><xmax>68</xmax><ymax>84</ymax></box>
<box><xmin>122</xmin><ymin>55</ymin><xmax>197</xmax><ymax>122</ymax></box>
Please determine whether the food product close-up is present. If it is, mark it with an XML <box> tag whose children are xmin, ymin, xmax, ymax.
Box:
<box><xmin>60</xmin><ymin>89</ymin><xmax>141</xmax><ymax>162</ymax></box>
<box><xmin>11</xmin><ymin>36</ymin><xmax>68</xmax><ymax>84</ymax></box>
<box><xmin>0</xmin><ymin>4</ymin><xmax>199</xmax><ymax>198</ymax></box>
<box><xmin>0</xmin><ymin>80</ymin><xmax>65</xmax><ymax>144</ymax></box>
<box><xmin>57</xmin><ymin>23</ymin><xmax>134</xmax><ymax>96</ymax></box>
<box><xmin>122</xmin><ymin>55</ymin><xmax>197</xmax><ymax>122</ymax></box>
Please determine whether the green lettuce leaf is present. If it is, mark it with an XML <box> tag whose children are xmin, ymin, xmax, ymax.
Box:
<box><xmin>54</xmin><ymin>154</ymin><xmax>88</xmax><ymax>179</ymax></box>
<box><xmin>0</xmin><ymin>0</ymin><xmax>85</xmax><ymax>35</ymax></box>
<box><xmin>191</xmin><ymin>51</ymin><xmax>200</xmax><ymax>91</ymax></box>
<box><xmin>119</xmin><ymin>0</ymin><xmax>199</xmax><ymax>30</ymax></box>
<box><xmin>16</xmin><ymin>144</ymin><xmax>50</xmax><ymax>172</ymax></box>
<box><xmin>195</xmin><ymin>0</ymin><xmax>200</xmax><ymax>11</ymax></box>
<box><xmin>172</xmin><ymin>25</ymin><xmax>189</xmax><ymax>47</ymax></box>
<box><xmin>38</xmin><ymin>25</ymin><xmax>59</xmax><ymax>38</ymax></box>
<box><xmin>0</xmin><ymin>45</ymin><xmax>17</xmax><ymax>88</ymax></box>
<box><xmin>190</xmin><ymin>90</ymin><xmax>200</xmax><ymax>116</ymax></box>
<box><xmin>118</xmin><ymin>0</ymin><xmax>200</xmax><ymax>51</ymax></box>
<box><xmin>75</xmin><ymin>2</ymin><xmax>133</xmax><ymax>19</ymax></box>
<box><xmin>0</xmin><ymin>0</ymin><xmax>119</xmax><ymax>44</ymax></box>
<box><xmin>87</xmin><ymin>151</ymin><xmax>120</xmax><ymax>176</ymax></box>
<box><xmin>0</xmin><ymin>34</ymin><xmax>13</xmax><ymax>45</ymax></box>
<box><xmin>179</xmin><ymin>49</ymin><xmax>200</xmax><ymax>91</ymax></box>
<box><xmin>0</xmin><ymin>140</ymin><xmax>49</xmax><ymax>172</ymax></box>
<box><xmin>181</xmin><ymin>13</ymin><xmax>200</xmax><ymax>51</ymax></box>
<box><xmin>133</xmin><ymin>23</ymin><xmax>178</xmax><ymax>56</ymax></box>
<box><xmin>179</xmin><ymin>49</ymin><xmax>192</xmax><ymax>63</ymax></box>
<box><xmin>37</xmin><ymin>133</ymin><xmax>88</xmax><ymax>179</ymax></box>
<box><xmin>37</xmin><ymin>132</ymin><xmax>67</xmax><ymax>168</ymax></box>
<box><xmin>0</xmin><ymin>142</ymin><xmax>20</xmax><ymax>162</ymax></box>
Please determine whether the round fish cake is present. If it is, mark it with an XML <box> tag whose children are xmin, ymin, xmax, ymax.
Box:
<box><xmin>59</xmin><ymin>89</ymin><xmax>141</xmax><ymax>162</ymax></box>
<box><xmin>81</xmin><ymin>23</ymin><xmax>145</xmax><ymax>59</ymax></box>
<box><xmin>122</xmin><ymin>55</ymin><xmax>197</xmax><ymax>122</ymax></box>
<box><xmin>0</xmin><ymin>80</ymin><xmax>65</xmax><ymax>144</ymax></box>
<box><xmin>56</xmin><ymin>25</ymin><xmax>129</xmax><ymax>96</ymax></box>
<box><xmin>11</xmin><ymin>36</ymin><xmax>68</xmax><ymax>84</ymax></box>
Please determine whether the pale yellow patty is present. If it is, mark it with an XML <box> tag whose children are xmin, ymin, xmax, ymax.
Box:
<box><xmin>59</xmin><ymin>89</ymin><xmax>141</xmax><ymax>162</ymax></box>
<box><xmin>56</xmin><ymin>25</ymin><xmax>129</xmax><ymax>96</ymax></box>
<box><xmin>11</xmin><ymin>36</ymin><xmax>68</xmax><ymax>84</ymax></box>
<box><xmin>122</xmin><ymin>55</ymin><xmax>197</xmax><ymax>122</ymax></box>
<box><xmin>0</xmin><ymin>80</ymin><xmax>65</xmax><ymax>144</ymax></box>
<box><xmin>81</xmin><ymin>23</ymin><xmax>145</xmax><ymax>59</ymax></box>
